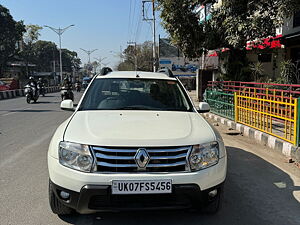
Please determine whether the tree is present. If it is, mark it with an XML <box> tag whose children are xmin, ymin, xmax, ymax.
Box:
<box><xmin>279</xmin><ymin>60</ymin><xmax>300</xmax><ymax>84</ymax></box>
<box><xmin>157</xmin><ymin>0</ymin><xmax>300</xmax><ymax>80</ymax></box>
<box><xmin>0</xmin><ymin>4</ymin><xmax>25</xmax><ymax>75</ymax></box>
<box><xmin>28</xmin><ymin>41</ymin><xmax>81</xmax><ymax>73</ymax></box>
<box><xmin>117</xmin><ymin>41</ymin><xmax>153</xmax><ymax>71</ymax></box>
<box><xmin>30</xmin><ymin>40</ymin><xmax>58</xmax><ymax>72</ymax></box>
<box><xmin>23</xmin><ymin>24</ymin><xmax>42</xmax><ymax>44</ymax></box>
<box><xmin>21</xmin><ymin>24</ymin><xmax>43</xmax><ymax>77</ymax></box>
<box><xmin>61</xmin><ymin>49</ymin><xmax>81</xmax><ymax>72</ymax></box>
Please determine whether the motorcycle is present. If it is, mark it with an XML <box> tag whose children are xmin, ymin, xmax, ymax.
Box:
<box><xmin>38</xmin><ymin>84</ymin><xmax>46</xmax><ymax>97</ymax></box>
<box><xmin>24</xmin><ymin>84</ymin><xmax>39</xmax><ymax>104</ymax></box>
<box><xmin>75</xmin><ymin>83</ymin><xmax>81</xmax><ymax>92</ymax></box>
<box><xmin>61</xmin><ymin>86</ymin><xmax>74</xmax><ymax>101</ymax></box>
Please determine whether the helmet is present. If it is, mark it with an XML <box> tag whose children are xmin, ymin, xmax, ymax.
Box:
<box><xmin>29</xmin><ymin>76</ymin><xmax>34</xmax><ymax>80</ymax></box>
<box><xmin>39</xmin><ymin>78</ymin><xmax>42</xmax><ymax>81</ymax></box>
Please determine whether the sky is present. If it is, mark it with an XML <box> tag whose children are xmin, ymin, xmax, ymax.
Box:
<box><xmin>1</xmin><ymin>0</ymin><xmax>168</xmax><ymax>68</ymax></box>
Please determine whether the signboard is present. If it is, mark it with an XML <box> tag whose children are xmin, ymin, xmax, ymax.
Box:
<box><xmin>159</xmin><ymin>38</ymin><xmax>199</xmax><ymax>77</ymax></box>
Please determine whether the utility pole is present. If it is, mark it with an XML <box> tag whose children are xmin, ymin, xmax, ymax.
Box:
<box><xmin>44</xmin><ymin>24</ymin><xmax>75</xmax><ymax>83</ymax></box>
<box><xmin>80</xmin><ymin>48</ymin><xmax>98</xmax><ymax>64</ymax></box>
<box><xmin>94</xmin><ymin>57</ymin><xmax>107</xmax><ymax>72</ymax></box>
<box><xmin>127</xmin><ymin>41</ymin><xmax>137</xmax><ymax>71</ymax></box>
<box><xmin>142</xmin><ymin>0</ymin><xmax>157</xmax><ymax>72</ymax></box>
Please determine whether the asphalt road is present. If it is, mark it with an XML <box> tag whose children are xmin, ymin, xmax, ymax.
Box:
<box><xmin>0</xmin><ymin>92</ymin><xmax>299</xmax><ymax>225</ymax></box>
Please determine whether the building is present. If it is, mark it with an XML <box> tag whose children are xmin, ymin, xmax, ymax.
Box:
<box><xmin>282</xmin><ymin>11</ymin><xmax>300</xmax><ymax>64</ymax></box>
<box><xmin>195</xmin><ymin>0</ymin><xmax>298</xmax><ymax>83</ymax></box>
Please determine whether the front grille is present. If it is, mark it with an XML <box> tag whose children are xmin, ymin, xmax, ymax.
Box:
<box><xmin>91</xmin><ymin>146</ymin><xmax>191</xmax><ymax>173</ymax></box>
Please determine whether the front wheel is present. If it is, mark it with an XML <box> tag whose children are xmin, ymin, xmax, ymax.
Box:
<box><xmin>49</xmin><ymin>180</ymin><xmax>73</xmax><ymax>215</ymax></box>
<box><xmin>26</xmin><ymin>95</ymin><xmax>31</xmax><ymax>104</ymax></box>
<box><xmin>202</xmin><ymin>186</ymin><xmax>223</xmax><ymax>214</ymax></box>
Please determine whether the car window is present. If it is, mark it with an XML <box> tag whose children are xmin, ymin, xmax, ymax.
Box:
<box><xmin>79</xmin><ymin>78</ymin><xmax>193</xmax><ymax>112</ymax></box>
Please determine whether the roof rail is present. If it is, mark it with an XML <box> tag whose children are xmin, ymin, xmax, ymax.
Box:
<box><xmin>157</xmin><ymin>68</ymin><xmax>175</xmax><ymax>78</ymax></box>
<box><xmin>100</xmin><ymin>67</ymin><xmax>113</xmax><ymax>75</ymax></box>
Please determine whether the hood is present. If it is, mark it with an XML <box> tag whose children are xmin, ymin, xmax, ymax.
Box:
<box><xmin>64</xmin><ymin>111</ymin><xmax>216</xmax><ymax>147</ymax></box>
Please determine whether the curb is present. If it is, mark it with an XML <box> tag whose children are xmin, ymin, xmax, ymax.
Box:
<box><xmin>204</xmin><ymin>113</ymin><xmax>300</xmax><ymax>163</ymax></box>
<box><xmin>0</xmin><ymin>86</ymin><xmax>60</xmax><ymax>100</ymax></box>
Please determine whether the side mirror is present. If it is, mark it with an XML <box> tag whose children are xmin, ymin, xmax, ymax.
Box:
<box><xmin>60</xmin><ymin>100</ymin><xmax>74</xmax><ymax>111</ymax></box>
<box><xmin>198</xmin><ymin>102</ymin><xmax>210</xmax><ymax>113</ymax></box>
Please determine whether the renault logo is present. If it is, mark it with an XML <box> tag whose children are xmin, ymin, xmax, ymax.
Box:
<box><xmin>134</xmin><ymin>148</ymin><xmax>150</xmax><ymax>169</ymax></box>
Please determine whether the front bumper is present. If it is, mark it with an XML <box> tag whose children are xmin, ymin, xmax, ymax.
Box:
<box><xmin>51</xmin><ymin>181</ymin><xmax>224</xmax><ymax>214</ymax></box>
<box><xmin>48</xmin><ymin>155</ymin><xmax>227</xmax><ymax>193</ymax></box>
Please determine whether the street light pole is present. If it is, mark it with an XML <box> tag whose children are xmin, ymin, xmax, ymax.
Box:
<box><xmin>152</xmin><ymin>0</ymin><xmax>157</xmax><ymax>72</ymax></box>
<box><xmin>80</xmin><ymin>48</ymin><xmax>98</xmax><ymax>64</ymax></box>
<box><xmin>44</xmin><ymin>24</ymin><xmax>75</xmax><ymax>83</ymax></box>
<box><xmin>94</xmin><ymin>57</ymin><xmax>107</xmax><ymax>71</ymax></box>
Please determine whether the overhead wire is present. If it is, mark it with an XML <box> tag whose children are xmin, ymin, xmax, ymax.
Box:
<box><xmin>127</xmin><ymin>0</ymin><xmax>132</xmax><ymax>40</ymax></box>
<box><xmin>134</xmin><ymin>4</ymin><xmax>143</xmax><ymax>43</ymax></box>
<box><xmin>130</xmin><ymin>0</ymin><xmax>137</xmax><ymax>41</ymax></box>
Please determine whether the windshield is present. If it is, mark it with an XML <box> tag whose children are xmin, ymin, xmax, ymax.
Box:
<box><xmin>79</xmin><ymin>78</ymin><xmax>193</xmax><ymax>111</ymax></box>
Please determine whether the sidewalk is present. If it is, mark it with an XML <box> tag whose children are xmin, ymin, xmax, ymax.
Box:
<box><xmin>0</xmin><ymin>86</ymin><xmax>60</xmax><ymax>100</ymax></box>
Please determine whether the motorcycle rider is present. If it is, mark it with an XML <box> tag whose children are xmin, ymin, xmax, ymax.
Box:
<box><xmin>37</xmin><ymin>78</ymin><xmax>46</xmax><ymax>96</ymax></box>
<box><xmin>61</xmin><ymin>77</ymin><xmax>74</xmax><ymax>101</ymax></box>
<box><xmin>37</xmin><ymin>77</ymin><xmax>44</xmax><ymax>86</ymax></box>
<box><xmin>27</xmin><ymin>76</ymin><xmax>38</xmax><ymax>97</ymax></box>
<box><xmin>75</xmin><ymin>80</ymin><xmax>81</xmax><ymax>92</ymax></box>
<box><xmin>62</xmin><ymin>77</ymin><xmax>72</xmax><ymax>89</ymax></box>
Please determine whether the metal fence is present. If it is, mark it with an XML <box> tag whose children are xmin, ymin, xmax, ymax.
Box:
<box><xmin>205</xmin><ymin>90</ymin><xmax>235</xmax><ymax>120</ymax></box>
<box><xmin>235</xmin><ymin>91</ymin><xmax>299</xmax><ymax>145</ymax></box>
<box><xmin>208</xmin><ymin>81</ymin><xmax>300</xmax><ymax>97</ymax></box>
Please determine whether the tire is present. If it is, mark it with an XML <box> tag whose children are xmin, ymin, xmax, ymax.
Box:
<box><xmin>26</xmin><ymin>95</ymin><xmax>31</xmax><ymax>104</ymax></box>
<box><xmin>49</xmin><ymin>180</ymin><xmax>73</xmax><ymax>215</ymax></box>
<box><xmin>202</xmin><ymin>186</ymin><xmax>223</xmax><ymax>214</ymax></box>
<box><xmin>70</xmin><ymin>92</ymin><xmax>74</xmax><ymax>101</ymax></box>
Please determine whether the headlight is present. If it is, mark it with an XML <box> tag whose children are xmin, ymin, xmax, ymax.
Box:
<box><xmin>188</xmin><ymin>141</ymin><xmax>219</xmax><ymax>171</ymax></box>
<box><xmin>59</xmin><ymin>142</ymin><xmax>94</xmax><ymax>172</ymax></box>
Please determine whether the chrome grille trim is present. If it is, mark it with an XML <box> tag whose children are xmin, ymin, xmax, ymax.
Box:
<box><xmin>92</xmin><ymin>146</ymin><xmax>189</xmax><ymax>153</ymax></box>
<box><xmin>93</xmin><ymin>147</ymin><xmax>136</xmax><ymax>153</ymax></box>
<box><xmin>91</xmin><ymin>146</ymin><xmax>191</xmax><ymax>173</ymax></box>
<box><xmin>95</xmin><ymin>153</ymin><xmax>134</xmax><ymax>160</ymax></box>
<box><xmin>97</xmin><ymin>161</ymin><xmax>187</xmax><ymax>168</ymax></box>
<box><xmin>97</xmin><ymin>162</ymin><xmax>136</xmax><ymax>167</ymax></box>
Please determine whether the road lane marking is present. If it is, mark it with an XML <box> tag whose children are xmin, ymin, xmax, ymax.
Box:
<box><xmin>0</xmin><ymin>132</ymin><xmax>50</xmax><ymax>169</ymax></box>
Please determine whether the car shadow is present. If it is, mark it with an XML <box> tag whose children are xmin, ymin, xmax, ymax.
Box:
<box><xmin>57</xmin><ymin>146</ymin><xmax>300</xmax><ymax>225</ymax></box>
<box><xmin>34</xmin><ymin>101</ymin><xmax>61</xmax><ymax>104</ymax></box>
<box><xmin>42</xmin><ymin>95</ymin><xmax>57</xmax><ymax>97</ymax></box>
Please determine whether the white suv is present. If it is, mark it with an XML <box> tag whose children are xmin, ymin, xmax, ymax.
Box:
<box><xmin>48</xmin><ymin>71</ymin><xmax>227</xmax><ymax>215</ymax></box>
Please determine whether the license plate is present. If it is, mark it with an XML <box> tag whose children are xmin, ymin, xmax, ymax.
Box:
<box><xmin>112</xmin><ymin>180</ymin><xmax>172</xmax><ymax>194</ymax></box>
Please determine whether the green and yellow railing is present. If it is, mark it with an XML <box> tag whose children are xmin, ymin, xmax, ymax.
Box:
<box><xmin>205</xmin><ymin>90</ymin><xmax>234</xmax><ymax>120</ymax></box>
<box><xmin>206</xmin><ymin>85</ymin><xmax>300</xmax><ymax>146</ymax></box>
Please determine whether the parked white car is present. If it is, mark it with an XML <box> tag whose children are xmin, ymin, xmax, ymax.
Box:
<box><xmin>48</xmin><ymin>71</ymin><xmax>227</xmax><ymax>215</ymax></box>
